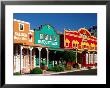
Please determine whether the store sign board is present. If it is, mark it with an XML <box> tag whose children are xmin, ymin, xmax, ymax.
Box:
<box><xmin>64</xmin><ymin>28</ymin><xmax>97</xmax><ymax>50</ymax></box>
<box><xmin>13</xmin><ymin>20</ymin><xmax>34</xmax><ymax>45</ymax></box>
<box><xmin>14</xmin><ymin>32</ymin><xmax>28</xmax><ymax>41</ymax></box>
<box><xmin>34</xmin><ymin>25</ymin><xmax>60</xmax><ymax>48</ymax></box>
<box><xmin>38</xmin><ymin>40</ymin><xmax>58</xmax><ymax>46</ymax></box>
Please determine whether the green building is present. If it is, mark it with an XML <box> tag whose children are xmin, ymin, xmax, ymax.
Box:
<box><xmin>34</xmin><ymin>24</ymin><xmax>62</xmax><ymax>69</ymax></box>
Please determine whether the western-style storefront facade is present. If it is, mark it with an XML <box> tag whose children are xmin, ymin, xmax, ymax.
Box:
<box><xmin>13</xmin><ymin>19</ymin><xmax>97</xmax><ymax>74</ymax></box>
<box><xmin>34</xmin><ymin>24</ymin><xmax>61</xmax><ymax>69</ymax></box>
<box><xmin>64</xmin><ymin>28</ymin><xmax>97</xmax><ymax>67</ymax></box>
<box><xmin>13</xmin><ymin>19</ymin><xmax>36</xmax><ymax>74</ymax></box>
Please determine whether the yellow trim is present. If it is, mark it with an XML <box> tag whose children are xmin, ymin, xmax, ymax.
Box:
<box><xmin>73</xmin><ymin>40</ymin><xmax>76</xmax><ymax>44</ymax></box>
<box><xmin>78</xmin><ymin>28</ymin><xmax>91</xmax><ymax>36</ymax></box>
<box><xmin>86</xmin><ymin>42</ymin><xmax>89</xmax><ymax>46</ymax></box>
<box><xmin>91</xmin><ymin>43</ymin><xmax>95</xmax><ymax>47</ymax></box>
<box><xmin>76</xmin><ymin>40</ymin><xmax>79</xmax><ymax>44</ymax></box>
<box><xmin>65</xmin><ymin>38</ymin><xmax>70</xmax><ymax>43</ymax></box>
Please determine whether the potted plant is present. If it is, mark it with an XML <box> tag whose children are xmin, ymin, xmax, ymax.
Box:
<box><xmin>41</xmin><ymin>62</ymin><xmax>48</xmax><ymax>70</ymax></box>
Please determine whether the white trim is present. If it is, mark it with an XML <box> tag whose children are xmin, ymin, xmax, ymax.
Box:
<box><xmin>19</xmin><ymin>23</ymin><xmax>24</xmax><ymax>31</ymax></box>
<box><xmin>14</xmin><ymin>19</ymin><xmax>30</xmax><ymax>24</ymax></box>
<box><xmin>29</xmin><ymin>30</ymin><xmax>34</xmax><ymax>32</ymax></box>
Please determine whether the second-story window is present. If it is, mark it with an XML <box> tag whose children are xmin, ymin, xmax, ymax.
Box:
<box><xmin>66</xmin><ymin>43</ymin><xmax>69</xmax><ymax>47</ymax></box>
<box><xmin>76</xmin><ymin>44</ymin><xmax>78</xmax><ymax>48</ymax></box>
<box><xmin>50</xmin><ymin>35</ymin><xmax>52</xmax><ymax>40</ymax></box>
<box><xmin>45</xmin><ymin>34</ymin><xmax>48</xmax><ymax>40</ymax></box>
<box><xmin>40</xmin><ymin>34</ymin><xmax>43</xmax><ymax>40</ymax></box>
<box><xmin>73</xmin><ymin>44</ymin><xmax>75</xmax><ymax>48</ymax></box>
<box><xmin>54</xmin><ymin>36</ymin><xmax>57</xmax><ymax>41</ymax></box>
<box><xmin>19</xmin><ymin>23</ymin><xmax>24</xmax><ymax>31</ymax></box>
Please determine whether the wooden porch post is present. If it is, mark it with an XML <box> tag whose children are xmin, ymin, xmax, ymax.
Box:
<box><xmin>46</xmin><ymin>48</ymin><xmax>49</xmax><ymax>67</ymax></box>
<box><xmin>20</xmin><ymin>45</ymin><xmax>23</xmax><ymax>74</ymax></box>
<box><xmin>38</xmin><ymin>47</ymin><xmax>42</xmax><ymax>67</ymax></box>
<box><xmin>30</xmin><ymin>47</ymin><xmax>33</xmax><ymax>70</ymax></box>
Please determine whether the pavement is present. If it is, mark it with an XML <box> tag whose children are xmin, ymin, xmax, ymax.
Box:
<box><xmin>41</xmin><ymin>67</ymin><xmax>97</xmax><ymax>75</ymax></box>
<box><xmin>22</xmin><ymin>67</ymin><xmax>97</xmax><ymax>76</ymax></box>
<box><xmin>54</xmin><ymin>69</ymin><xmax>97</xmax><ymax>75</ymax></box>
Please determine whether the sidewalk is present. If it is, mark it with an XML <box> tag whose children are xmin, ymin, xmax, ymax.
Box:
<box><xmin>42</xmin><ymin>67</ymin><xmax>91</xmax><ymax>75</ymax></box>
<box><xmin>23</xmin><ymin>67</ymin><xmax>97</xmax><ymax>76</ymax></box>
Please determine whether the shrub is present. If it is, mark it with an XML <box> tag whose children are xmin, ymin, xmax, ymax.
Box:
<box><xmin>47</xmin><ymin>65</ymin><xmax>64</xmax><ymax>72</ymax></box>
<box><xmin>65</xmin><ymin>64</ymin><xmax>72</xmax><ymax>70</ymax></box>
<box><xmin>30</xmin><ymin>67</ymin><xmax>43</xmax><ymax>74</ymax></box>
<box><xmin>14</xmin><ymin>72</ymin><xmax>21</xmax><ymax>75</ymax></box>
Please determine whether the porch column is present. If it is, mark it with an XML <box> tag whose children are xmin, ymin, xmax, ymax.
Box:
<box><xmin>30</xmin><ymin>47</ymin><xmax>33</xmax><ymax>70</ymax></box>
<box><xmin>76</xmin><ymin>48</ymin><xmax>77</xmax><ymax>63</ymax></box>
<box><xmin>14</xmin><ymin>45</ymin><xmax>18</xmax><ymax>72</ymax></box>
<box><xmin>86</xmin><ymin>53</ymin><xmax>88</xmax><ymax>65</ymax></box>
<box><xmin>53</xmin><ymin>51</ymin><xmax>56</xmax><ymax>66</ymax></box>
<box><xmin>46</xmin><ymin>48</ymin><xmax>49</xmax><ymax>67</ymax></box>
<box><xmin>53</xmin><ymin>61</ymin><xmax>54</xmax><ymax>67</ymax></box>
<box><xmin>88</xmin><ymin>52</ymin><xmax>90</xmax><ymax>64</ymax></box>
<box><xmin>20</xmin><ymin>45</ymin><xmax>23</xmax><ymax>74</ymax></box>
<box><xmin>38</xmin><ymin>47</ymin><xmax>42</xmax><ymax>67</ymax></box>
<box><xmin>26</xmin><ymin>48</ymin><xmax>28</xmax><ymax>68</ymax></box>
<box><xmin>93</xmin><ymin>52</ymin><xmax>94</xmax><ymax>64</ymax></box>
<box><xmin>89</xmin><ymin>53</ymin><xmax>91</xmax><ymax>64</ymax></box>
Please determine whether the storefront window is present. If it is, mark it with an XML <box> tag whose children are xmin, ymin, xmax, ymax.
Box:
<box><xmin>94</xmin><ymin>54</ymin><xmax>97</xmax><ymax>63</ymax></box>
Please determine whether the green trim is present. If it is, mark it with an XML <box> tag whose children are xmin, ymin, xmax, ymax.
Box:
<box><xmin>49</xmin><ymin>48</ymin><xmax>64</xmax><ymax>51</ymax></box>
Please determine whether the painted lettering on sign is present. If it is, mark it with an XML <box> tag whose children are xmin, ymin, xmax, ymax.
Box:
<box><xmin>38</xmin><ymin>40</ymin><xmax>58</xmax><ymax>46</ymax></box>
<box><xmin>15</xmin><ymin>32</ymin><xmax>27</xmax><ymax>37</ymax></box>
<box><xmin>14</xmin><ymin>32</ymin><xmax>33</xmax><ymax>42</ymax></box>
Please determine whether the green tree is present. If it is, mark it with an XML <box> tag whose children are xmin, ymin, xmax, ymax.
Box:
<box><xmin>63</xmin><ymin>50</ymin><xmax>76</xmax><ymax>65</ymax></box>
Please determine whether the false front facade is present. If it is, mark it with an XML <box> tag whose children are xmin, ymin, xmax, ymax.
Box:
<box><xmin>64</xmin><ymin>28</ymin><xmax>97</xmax><ymax>67</ymax></box>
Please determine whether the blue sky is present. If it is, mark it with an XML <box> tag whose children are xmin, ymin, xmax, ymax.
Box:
<box><xmin>14</xmin><ymin>13</ymin><xmax>97</xmax><ymax>32</ymax></box>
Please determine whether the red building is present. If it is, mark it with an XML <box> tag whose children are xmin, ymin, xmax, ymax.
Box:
<box><xmin>64</xmin><ymin>28</ymin><xmax>97</xmax><ymax>67</ymax></box>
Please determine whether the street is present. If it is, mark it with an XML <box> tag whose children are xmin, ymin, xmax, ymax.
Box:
<box><xmin>53</xmin><ymin>69</ymin><xmax>97</xmax><ymax>75</ymax></box>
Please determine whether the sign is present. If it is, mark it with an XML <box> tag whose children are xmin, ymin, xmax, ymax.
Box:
<box><xmin>34</xmin><ymin>24</ymin><xmax>60</xmax><ymax>48</ymax></box>
<box><xmin>14</xmin><ymin>32</ymin><xmax>33</xmax><ymax>42</ymax></box>
<box><xmin>64</xmin><ymin>28</ymin><xmax>97</xmax><ymax>51</ymax></box>
<box><xmin>38</xmin><ymin>40</ymin><xmax>58</xmax><ymax>46</ymax></box>
<box><xmin>14</xmin><ymin>19</ymin><xmax>34</xmax><ymax>45</ymax></box>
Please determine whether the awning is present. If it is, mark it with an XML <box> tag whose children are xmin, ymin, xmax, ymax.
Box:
<box><xmin>48</xmin><ymin>48</ymin><xmax>64</xmax><ymax>51</ymax></box>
